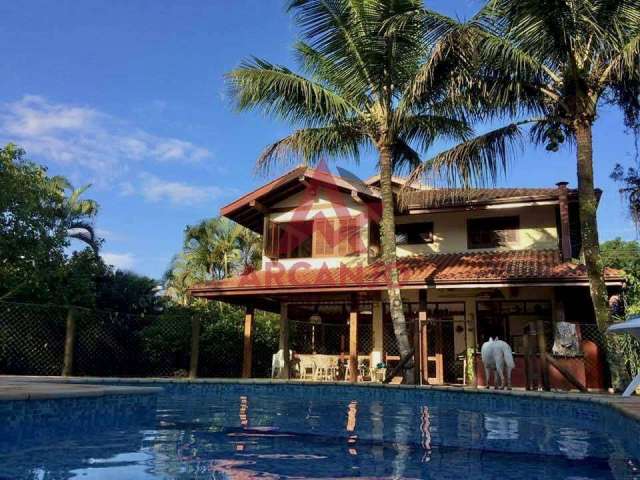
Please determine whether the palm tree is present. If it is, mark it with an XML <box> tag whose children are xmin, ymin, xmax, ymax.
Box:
<box><xmin>227</xmin><ymin>0</ymin><xmax>522</xmax><ymax>382</ymax></box>
<box><xmin>183</xmin><ymin>217</ymin><xmax>260</xmax><ymax>280</ymax></box>
<box><xmin>164</xmin><ymin>253</ymin><xmax>207</xmax><ymax>306</ymax></box>
<box><xmin>55</xmin><ymin>179</ymin><xmax>101</xmax><ymax>254</ymax></box>
<box><xmin>410</xmin><ymin>0</ymin><xmax>640</xmax><ymax>337</ymax></box>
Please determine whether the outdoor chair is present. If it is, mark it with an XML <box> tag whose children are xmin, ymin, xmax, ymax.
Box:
<box><xmin>297</xmin><ymin>355</ymin><xmax>317</xmax><ymax>380</ymax></box>
<box><xmin>271</xmin><ymin>349</ymin><xmax>294</xmax><ymax>378</ymax></box>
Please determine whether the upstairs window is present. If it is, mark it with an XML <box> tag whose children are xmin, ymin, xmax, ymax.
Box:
<box><xmin>395</xmin><ymin>222</ymin><xmax>434</xmax><ymax>245</ymax></box>
<box><xmin>265</xmin><ymin>220</ymin><xmax>313</xmax><ymax>259</ymax></box>
<box><xmin>467</xmin><ymin>216</ymin><xmax>519</xmax><ymax>249</ymax></box>
<box><xmin>264</xmin><ymin>217</ymin><xmax>363</xmax><ymax>259</ymax></box>
<box><xmin>313</xmin><ymin>217</ymin><xmax>362</xmax><ymax>257</ymax></box>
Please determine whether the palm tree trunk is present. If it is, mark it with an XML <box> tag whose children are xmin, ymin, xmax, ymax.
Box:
<box><xmin>575</xmin><ymin>121</ymin><xmax>625</xmax><ymax>389</ymax></box>
<box><xmin>379</xmin><ymin>143</ymin><xmax>414</xmax><ymax>383</ymax></box>
<box><xmin>575</xmin><ymin>121</ymin><xmax>609</xmax><ymax>330</ymax></box>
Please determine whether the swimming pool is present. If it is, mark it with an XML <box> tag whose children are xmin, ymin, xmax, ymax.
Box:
<box><xmin>1</xmin><ymin>381</ymin><xmax>639</xmax><ymax>479</ymax></box>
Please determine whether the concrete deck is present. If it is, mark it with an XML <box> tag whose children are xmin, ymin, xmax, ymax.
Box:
<box><xmin>1</xmin><ymin>375</ymin><xmax>639</xmax><ymax>422</ymax></box>
<box><xmin>0</xmin><ymin>377</ymin><xmax>162</xmax><ymax>401</ymax></box>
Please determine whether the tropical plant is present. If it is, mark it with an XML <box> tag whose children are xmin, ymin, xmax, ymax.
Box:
<box><xmin>406</xmin><ymin>0</ymin><xmax>640</xmax><ymax>339</ymax></box>
<box><xmin>183</xmin><ymin>217</ymin><xmax>260</xmax><ymax>280</ymax></box>
<box><xmin>611</xmin><ymin>162</ymin><xmax>640</xmax><ymax>226</ymax></box>
<box><xmin>58</xmin><ymin>180</ymin><xmax>101</xmax><ymax>254</ymax></box>
<box><xmin>0</xmin><ymin>144</ymin><xmax>68</xmax><ymax>302</ymax></box>
<box><xmin>164</xmin><ymin>253</ymin><xmax>208</xmax><ymax>306</ymax></box>
<box><xmin>226</xmin><ymin>0</ymin><xmax>521</xmax><ymax>382</ymax></box>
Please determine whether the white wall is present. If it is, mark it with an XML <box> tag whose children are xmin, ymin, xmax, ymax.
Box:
<box><xmin>395</xmin><ymin>204</ymin><xmax>558</xmax><ymax>256</ymax></box>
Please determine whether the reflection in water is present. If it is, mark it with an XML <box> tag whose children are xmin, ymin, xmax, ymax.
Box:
<box><xmin>0</xmin><ymin>388</ymin><xmax>637</xmax><ymax>480</ymax></box>
<box><xmin>484</xmin><ymin>414</ymin><xmax>520</xmax><ymax>440</ymax></box>
<box><xmin>346</xmin><ymin>400</ymin><xmax>358</xmax><ymax>455</ymax></box>
<box><xmin>420</xmin><ymin>405</ymin><xmax>432</xmax><ymax>463</ymax></box>
<box><xmin>557</xmin><ymin>427</ymin><xmax>590</xmax><ymax>460</ymax></box>
<box><xmin>392</xmin><ymin>403</ymin><xmax>412</xmax><ymax>479</ymax></box>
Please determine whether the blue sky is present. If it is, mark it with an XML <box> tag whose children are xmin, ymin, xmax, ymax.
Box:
<box><xmin>0</xmin><ymin>0</ymin><xmax>637</xmax><ymax>279</ymax></box>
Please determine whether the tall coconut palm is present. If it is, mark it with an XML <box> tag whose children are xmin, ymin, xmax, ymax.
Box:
<box><xmin>407</xmin><ymin>0</ymin><xmax>640</xmax><ymax>337</ymax></box>
<box><xmin>227</xmin><ymin>0</ymin><xmax>522</xmax><ymax>382</ymax></box>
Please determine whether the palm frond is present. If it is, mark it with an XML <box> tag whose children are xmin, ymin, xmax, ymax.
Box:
<box><xmin>256</xmin><ymin>123</ymin><xmax>368</xmax><ymax>174</ymax></box>
<box><xmin>227</xmin><ymin>57</ymin><xmax>358</xmax><ymax>126</ymax></box>
<box><xmin>68</xmin><ymin>221</ymin><xmax>100</xmax><ymax>254</ymax></box>
<box><xmin>405</xmin><ymin>123</ymin><xmax>524</xmax><ymax>190</ymax></box>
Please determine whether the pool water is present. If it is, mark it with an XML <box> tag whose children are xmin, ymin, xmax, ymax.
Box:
<box><xmin>1</xmin><ymin>383</ymin><xmax>640</xmax><ymax>479</ymax></box>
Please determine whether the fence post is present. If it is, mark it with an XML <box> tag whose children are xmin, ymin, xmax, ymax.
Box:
<box><xmin>189</xmin><ymin>316</ymin><xmax>201</xmax><ymax>379</ymax></box>
<box><xmin>62</xmin><ymin>307</ymin><xmax>77</xmax><ymax>377</ymax></box>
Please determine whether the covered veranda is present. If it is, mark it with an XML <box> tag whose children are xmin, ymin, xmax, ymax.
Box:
<box><xmin>190</xmin><ymin>249</ymin><xmax>626</xmax><ymax>388</ymax></box>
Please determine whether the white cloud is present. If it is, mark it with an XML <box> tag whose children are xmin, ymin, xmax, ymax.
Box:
<box><xmin>0</xmin><ymin>95</ymin><xmax>212</xmax><ymax>183</ymax></box>
<box><xmin>101</xmin><ymin>252</ymin><xmax>135</xmax><ymax>270</ymax></box>
<box><xmin>123</xmin><ymin>172</ymin><xmax>224</xmax><ymax>206</ymax></box>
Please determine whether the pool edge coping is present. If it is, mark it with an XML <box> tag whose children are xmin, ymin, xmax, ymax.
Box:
<box><xmin>2</xmin><ymin>375</ymin><xmax>639</xmax><ymax>422</ymax></box>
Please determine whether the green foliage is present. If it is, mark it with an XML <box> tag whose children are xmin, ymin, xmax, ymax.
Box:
<box><xmin>601</xmin><ymin>238</ymin><xmax>640</xmax><ymax>378</ymax></box>
<box><xmin>139</xmin><ymin>302</ymin><xmax>279</xmax><ymax>377</ymax></box>
<box><xmin>0</xmin><ymin>144</ymin><xmax>105</xmax><ymax>304</ymax></box>
<box><xmin>164</xmin><ymin>217</ymin><xmax>261</xmax><ymax>305</ymax></box>
<box><xmin>96</xmin><ymin>269</ymin><xmax>160</xmax><ymax>314</ymax></box>
<box><xmin>226</xmin><ymin>0</ymin><xmax>523</xmax><ymax>185</ymax></box>
<box><xmin>0</xmin><ymin>144</ymin><xmax>69</xmax><ymax>302</ymax></box>
<box><xmin>602</xmin><ymin>238</ymin><xmax>640</xmax><ymax>304</ymax></box>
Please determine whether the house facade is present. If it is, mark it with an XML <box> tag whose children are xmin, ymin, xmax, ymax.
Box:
<box><xmin>190</xmin><ymin>166</ymin><xmax>624</xmax><ymax>388</ymax></box>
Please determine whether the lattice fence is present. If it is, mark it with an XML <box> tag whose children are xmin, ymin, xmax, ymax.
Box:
<box><xmin>0</xmin><ymin>301</ymin><xmax>277</xmax><ymax>378</ymax></box>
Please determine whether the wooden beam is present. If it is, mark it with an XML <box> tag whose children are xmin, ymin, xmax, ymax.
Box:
<box><xmin>298</xmin><ymin>175</ymin><xmax>310</xmax><ymax>188</ymax></box>
<box><xmin>249</xmin><ymin>199</ymin><xmax>270</xmax><ymax>214</ymax></box>
<box><xmin>189</xmin><ymin>316</ymin><xmax>201</xmax><ymax>379</ymax></box>
<box><xmin>349</xmin><ymin>295</ymin><xmax>358</xmax><ymax>383</ymax></box>
<box><xmin>242</xmin><ymin>305</ymin><xmax>255</xmax><ymax>378</ymax></box>
<box><xmin>279</xmin><ymin>302</ymin><xmax>291</xmax><ymax>379</ymax></box>
<box><xmin>351</xmin><ymin>190</ymin><xmax>363</xmax><ymax>203</ymax></box>
<box><xmin>384</xmin><ymin>348</ymin><xmax>415</xmax><ymax>383</ymax></box>
<box><xmin>545</xmin><ymin>353</ymin><xmax>588</xmax><ymax>392</ymax></box>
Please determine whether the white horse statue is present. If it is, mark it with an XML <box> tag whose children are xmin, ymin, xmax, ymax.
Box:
<box><xmin>481</xmin><ymin>337</ymin><xmax>515</xmax><ymax>390</ymax></box>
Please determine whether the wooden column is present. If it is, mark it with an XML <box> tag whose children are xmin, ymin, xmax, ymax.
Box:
<box><xmin>371</xmin><ymin>302</ymin><xmax>383</xmax><ymax>366</ymax></box>
<box><xmin>421</xmin><ymin>299</ymin><xmax>429</xmax><ymax>385</ymax></box>
<box><xmin>557</xmin><ymin>181</ymin><xmax>572</xmax><ymax>260</ymax></box>
<box><xmin>242</xmin><ymin>305</ymin><xmax>255</xmax><ymax>379</ymax></box>
<box><xmin>62</xmin><ymin>307</ymin><xmax>77</xmax><ymax>377</ymax></box>
<box><xmin>349</xmin><ymin>296</ymin><xmax>359</xmax><ymax>383</ymax></box>
<box><xmin>279</xmin><ymin>302</ymin><xmax>290</xmax><ymax>379</ymax></box>
<box><xmin>189</xmin><ymin>316</ymin><xmax>201</xmax><ymax>379</ymax></box>
<box><xmin>416</xmin><ymin>290</ymin><xmax>427</xmax><ymax>385</ymax></box>
<box><xmin>536</xmin><ymin>318</ymin><xmax>551</xmax><ymax>391</ymax></box>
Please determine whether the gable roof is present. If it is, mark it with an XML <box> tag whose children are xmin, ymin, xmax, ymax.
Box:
<box><xmin>220</xmin><ymin>166</ymin><xmax>380</xmax><ymax>232</ymax></box>
<box><xmin>190</xmin><ymin>249</ymin><xmax>624</xmax><ymax>299</ymax></box>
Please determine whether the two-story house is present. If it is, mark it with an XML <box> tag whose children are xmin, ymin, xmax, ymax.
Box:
<box><xmin>190</xmin><ymin>166</ymin><xmax>624</xmax><ymax>387</ymax></box>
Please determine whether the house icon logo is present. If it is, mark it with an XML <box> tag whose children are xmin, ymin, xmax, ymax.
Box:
<box><xmin>237</xmin><ymin>161</ymin><xmax>383</xmax><ymax>288</ymax></box>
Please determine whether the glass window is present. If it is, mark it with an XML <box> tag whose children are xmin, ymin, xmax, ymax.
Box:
<box><xmin>395</xmin><ymin>222</ymin><xmax>434</xmax><ymax>245</ymax></box>
<box><xmin>467</xmin><ymin>216</ymin><xmax>519</xmax><ymax>249</ymax></box>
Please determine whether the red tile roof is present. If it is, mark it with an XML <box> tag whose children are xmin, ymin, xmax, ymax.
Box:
<box><xmin>401</xmin><ymin>187</ymin><xmax>580</xmax><ymax>210</ymax></box>
<box><xmin>190</xmin><ymin>249</ymin><xmax>624</xmax><ymax>297</ymax></box>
